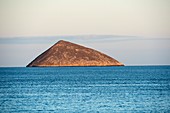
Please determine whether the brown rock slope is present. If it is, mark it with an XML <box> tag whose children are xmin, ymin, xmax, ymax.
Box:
<box><xmin>27</xmin><ymin>40</ymin><xmax>124</xmax><ymax>67</ymax></box>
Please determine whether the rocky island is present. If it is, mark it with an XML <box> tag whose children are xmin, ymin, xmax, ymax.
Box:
<box><xmin>27</xmin><ymin>40</ymin><xmax>124</xmax><ymax>67</ymax></box>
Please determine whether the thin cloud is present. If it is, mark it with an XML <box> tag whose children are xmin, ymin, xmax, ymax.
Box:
<box><xmin>0</xmin><ymin>35</ymin><xmax>163</xmax><ymax>44</ymax></box>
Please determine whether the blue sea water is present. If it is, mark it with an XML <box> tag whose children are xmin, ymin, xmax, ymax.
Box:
<box><xmin>0</xmin><ymin>66</ymin><xmax>170</xmax><ymax>113</ymax></box>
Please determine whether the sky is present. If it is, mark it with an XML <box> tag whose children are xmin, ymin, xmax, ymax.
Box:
<box><xmin>0</xmin><ymin>0</ymin><xmax>170</xmax><ymax>66</ymax></box>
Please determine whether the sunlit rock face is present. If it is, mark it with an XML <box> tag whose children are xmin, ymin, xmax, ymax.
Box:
<box><xmin>27</xmin><ymin>40</ymin><xmax>124</xmax><ymax>67</ymax></box>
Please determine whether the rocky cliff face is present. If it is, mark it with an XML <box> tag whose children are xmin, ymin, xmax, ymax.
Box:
<box><xmin>27</xmin><ymin>40</ymin><xmax>124</xmax><ymax>67</ymax></box>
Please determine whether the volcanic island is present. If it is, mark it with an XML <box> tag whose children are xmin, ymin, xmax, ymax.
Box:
<box><xmin>27</xmin><ymin>40</ymin><xmax>124</xmax><ymax>67</ymax></box>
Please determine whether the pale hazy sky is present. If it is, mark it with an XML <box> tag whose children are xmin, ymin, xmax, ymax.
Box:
<box><xmin>0</xmin><ymin>0</ymin><xmax>170</xmax><ymax>37</ymax></box>
<box><xmin>0</xmin><ymin>0</ymin><xmax>170</xmax><ymax>66</ymax></box>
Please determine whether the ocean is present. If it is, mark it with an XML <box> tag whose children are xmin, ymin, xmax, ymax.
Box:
<box><xmin>0</xmin><ymin>66</ymin><xmax>170</xmax><ymax>112</ymax></box>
